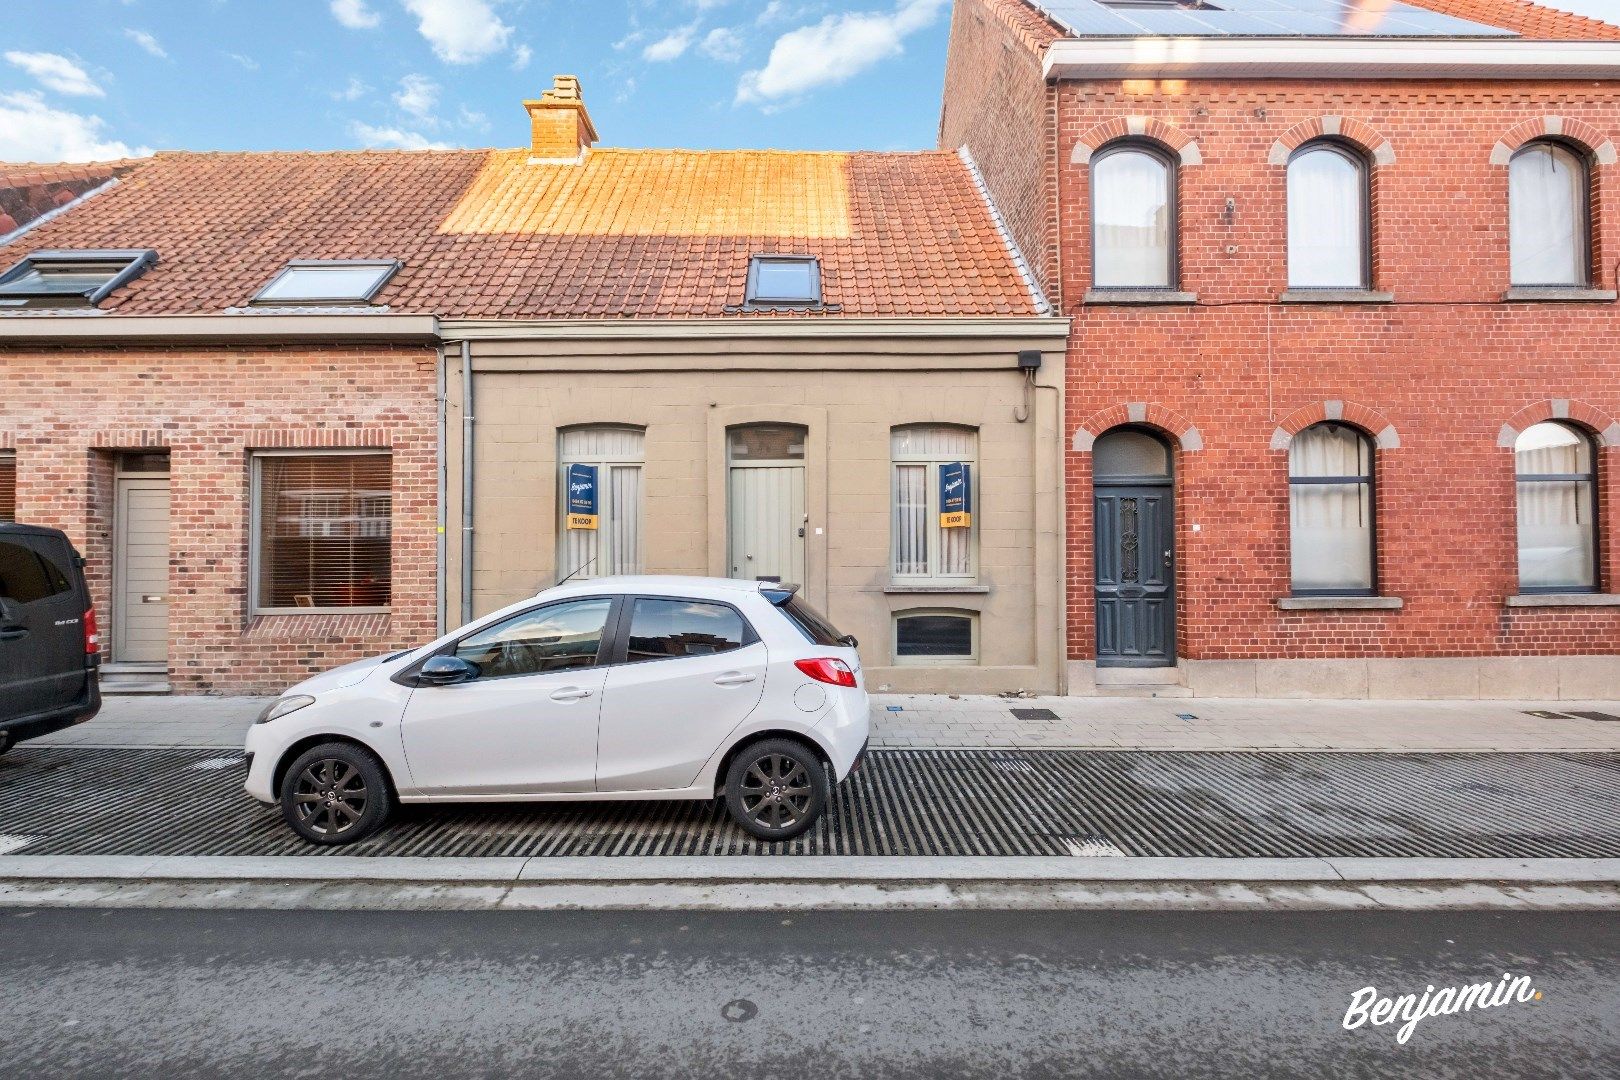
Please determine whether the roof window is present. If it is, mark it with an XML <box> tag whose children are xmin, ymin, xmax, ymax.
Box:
<box><xmin>251</xmin><ymin>260</ymin><xmax>400</xmax><ymax>306</ymax></box>
<box><xmin>0</xmin><ymin>249</ymin><xmax>158</xmax><ymax>309</ymax></box>
<box><xmin>740</xmin><ymin>255</ymin><xmax>827</xmax><ymax>311</ymax></box>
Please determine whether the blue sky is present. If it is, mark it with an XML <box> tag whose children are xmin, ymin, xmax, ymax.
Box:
<box><xmin>1</xmin><ymin>0</ymin><xmax>957</xmax><ymax>160</ymax></box>
<box><xmin>3</xmin><ymin>0</ymin><xmax>1616</xmax><ymax>162</ymax></box>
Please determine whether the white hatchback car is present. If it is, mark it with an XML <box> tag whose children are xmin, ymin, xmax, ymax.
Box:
<box><xmin>244</xmin><ymin>577</ymin><xmax>869</xmax><ymax>845</ymax></box>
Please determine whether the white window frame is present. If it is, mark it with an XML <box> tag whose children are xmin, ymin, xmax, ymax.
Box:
<box><xmin>249</xmin><ymin>449</ymin><xmax>393</xmax><ymax>616</ymax></box>
<box><xmin>556</xmin><ymin>425</ymin><xmax>645</xmax><ymax>583</ymax></box>
<box><xmin>892</xmin><ymin>608</ymin><xmax>979</xmax><ymax>666</ymax></box>
<box><xmin>250</xmin><ymin>260</ymin><xmax>401</xmax><ymax>306</ymax></box>
<box><xmin>891</xmin><ymin>425</ymin><xmax>979</xmax><ymax>584</ymax></box>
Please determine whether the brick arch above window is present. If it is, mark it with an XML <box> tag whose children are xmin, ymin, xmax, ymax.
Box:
<box><xmin>1070</xmin><ymin>118</ymin><xmax>1202</xmax><ymax>166</ymax></box>
<box><xmin>1268</xmin><ymin>116</ymin><xmax>1395</xmax><ymax>166</ymax></box>
<box><xmin>1490</xmin><ymin>117</ymin><xmax>1618</xmax><ymax>166</ymax></box>
<box><xmin>1072</xmin><ymin>403</ymin><xmax>1203</xmax><ymax>452</ymax></box>
<box><xmin>1269</xmin><ymin>401</ymin><xmax>1400</xmax><ymax>451</ymax></box>
<box><xmin>1498</xmin><ymin>399</ymin><xmax>1620</xmax><ymax>449</ymax></box>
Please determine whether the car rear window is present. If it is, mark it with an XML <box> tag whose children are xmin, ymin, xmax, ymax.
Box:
<box><xmin>0</xmin><ymin>539</ymin><xmax>72</xmax><ymax>605</ymax></box>
<box><xmin>779</xmin><ymin>595</ymin><xmax>847</xmax><ymax>647</ymax></box>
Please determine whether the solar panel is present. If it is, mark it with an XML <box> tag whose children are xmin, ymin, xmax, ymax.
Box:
<box><xmin>1037</xmin><ymin>0</ymin><xmax>1519</xmax><ymax>38</ymax></box>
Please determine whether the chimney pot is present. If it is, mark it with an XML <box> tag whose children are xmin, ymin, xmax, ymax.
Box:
<box><xmin>524</xmin><ymin>74</ymin><xmax>598</xmax><ymax>163</ymax></box>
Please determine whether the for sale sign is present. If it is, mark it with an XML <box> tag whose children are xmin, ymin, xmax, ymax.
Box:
<box><xmin>939</xmin><ymin>461</ymin><xmax>971</xmax><ymax>528</ymax></box>
<box><xmin>567</xmin><ymin>463</ymin><xmax>599</xmax><ymax>530</ymax></box>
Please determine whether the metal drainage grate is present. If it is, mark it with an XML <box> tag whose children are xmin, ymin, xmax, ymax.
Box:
<box><xmin>1</xmin><ymin>747</ymin><xmax>1619</xmax><ymax>859</ymax></box>
<box><xmin>1568</xmin><ymin>712</ymin><xmax>1620</xmax><ymax>723</ymax></box>
<box><xmin>1009</xmin><ymin>708</ymin><xmax>1060</xmax><ymax>722</ymax></box>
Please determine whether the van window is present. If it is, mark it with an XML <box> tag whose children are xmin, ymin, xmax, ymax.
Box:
<box><xmin>0</xmin><ymin>539</ymin><xmax>71</xmax><ymax>604</ymax></box>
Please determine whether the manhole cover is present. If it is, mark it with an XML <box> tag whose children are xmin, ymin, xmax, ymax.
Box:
<box><xmin>1010</xmin><ymin>708</ymin><xmax>1059</xmax><ymax>721</ymax></box>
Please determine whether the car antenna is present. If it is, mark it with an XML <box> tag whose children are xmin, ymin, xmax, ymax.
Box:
<box><xmin>556</xmin><ymin>553</ymin><xmax>597</xmax><ymax>587</ymax></box>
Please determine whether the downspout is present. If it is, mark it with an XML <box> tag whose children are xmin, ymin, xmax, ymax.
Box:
<box><xmin>434</xmin><ymin>343</ymin><xmax>447</xmax><ymax>636</ymax></box>
<box><xmin>460</xmin><ymin>340</ymin><xmax>474</xmax><ymax>627</ymax></box>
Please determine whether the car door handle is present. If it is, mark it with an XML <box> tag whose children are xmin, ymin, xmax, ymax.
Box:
<box><xmin>713</xmin><ymin>673</ymin><xmax>757</xmax><ymax>687</ymax></box>
<box><xmin>549</xmin><ymin>687</ymin><xmax>593</xmax><ymax>703</ymax></box>
<box><xmin>0</xmin><ymin>627</ymin><xmax>27</xmax><ymax>642</ymax></box>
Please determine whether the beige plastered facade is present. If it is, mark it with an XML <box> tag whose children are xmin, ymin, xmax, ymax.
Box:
<box><xmin>442</xmin><ymin>318</ymin><xmax>1071</xmax><ymax>695</ymax></box>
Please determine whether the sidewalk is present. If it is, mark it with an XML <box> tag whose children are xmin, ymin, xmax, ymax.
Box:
<box><xmin>34</xmin><ymin>692</ymin><xmax>1620</xmax><ymax>752</ymax></box>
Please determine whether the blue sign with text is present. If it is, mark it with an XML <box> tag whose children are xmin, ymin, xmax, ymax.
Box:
<box><xmin>939</xmin><ymin>461</ymin><xmax>971</xmax><ymax>528</ymax></box>
<box><xmin>567</xmin><ymin>463</ymin><xmax>599</xmax><ymax>530</ymax></box>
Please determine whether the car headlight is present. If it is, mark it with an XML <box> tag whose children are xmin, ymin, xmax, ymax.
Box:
<box><xmin>255</xmin><ymin>694</ymin><xmax>316</xmax><ymax>725</ymax></box>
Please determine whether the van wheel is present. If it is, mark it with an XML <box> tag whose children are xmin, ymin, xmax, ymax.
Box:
<box><xmin>279</xmin><ymin>742</ymin><xmax>392</xmax><ymax>846</ymax></box>
<box><xmin>723</xmin><ymin>738</ymin><xmax>829</xmax><ymax>841</ymax></box>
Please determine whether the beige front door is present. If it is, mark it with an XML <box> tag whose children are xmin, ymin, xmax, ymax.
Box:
<box><xmin>727</xmin><ymin>464</ymin><xmax>806</xmax><ymax>585</ymax></box>
<box><xmin>114</xmin><ymin>476</ymin><xmax>171</xmax><ymax>663</ymax></box>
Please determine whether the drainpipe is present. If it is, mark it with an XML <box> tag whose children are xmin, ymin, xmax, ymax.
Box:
<box><xmin>460</xmin><ymin>340</ymin><xmax>474</xmax><ymax>628</ymax></box>
<box><xmin>434</xmin><ymin>343</ymin><xmax>447</xmax><ymax>636</ymax></box>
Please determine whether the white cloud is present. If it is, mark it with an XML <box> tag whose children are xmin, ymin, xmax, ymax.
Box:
<box><xmin>511</xmin><ymin>43</ymin><xmax>533</xmax><ymax>71</ymax></box>
<box><xmin>643</xmin><ymin>26</ymin><xmax>696</xmax><ymax>62</ymax></box>
<box><xmin>330</xmin><ymin>0</ymin><xmax>382</xmax><ymax>29</ymax></box>
<box><xmin>700</xmin><ymin>27</ymin><xmax>745</xmax><ymax>63</ymax></box>
<box><xmin>0</xmin><ymin>91</ymin><xmax>149</xmax><ymax>162</ymax></box>
<box><xmin>333</xmin><ymin>76</ymin><xmax>370</xmax><ymax>101</ymax></box>
<box><xmin>737</xmin><ymin>0</ymin><xmax>946</xmax><ymax>106</ymax></box>
<box><xmin>3</xmin><ymin>51</ymin><xmax>104</xmax><ymax>97</ymax></box>
<box><xmin>458</xmin><ymin>105</ymin><xmax>489</xmax><ymax>132</ymax></box>
<box><xmin>400</xmin><ymin>0</ymin><xmax>513</xmax><ymax>64</ymax></box>
<box><xmin>225</xmin><ymin>52</ymin><xmax>260</xmax><ymax>70</ymax></box>
<box><xmin>124</xmin><ymin>29</ymin><xmax>168</xmax><ymax>59</ymax></box>
<box><xmin>349</xmin><ymin>120</ymin><xmax>453</xmax><ymax>150</ymax></box>
<box><xmin>393</xmin><ymin>73</ymin><xmax>440</xmax><ymax>121</ymax></box>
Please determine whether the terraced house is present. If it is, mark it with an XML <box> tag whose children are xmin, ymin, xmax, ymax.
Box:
<box><xmin>943</xmin><ymin>0</ymin><xmax>1620</xmax><ymax>698</ymax></box>
<box><xmin>0</xmin><ymin>77</ymin><xmax>1068</xmax><ymax>696</ymax></box>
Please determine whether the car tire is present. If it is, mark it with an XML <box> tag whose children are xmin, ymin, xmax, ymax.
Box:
<box><xmin>723</xmin><ymin>737</ymin><xmax>830</xmax><ymax>841</ymax></box>
<box><xmin>279</xmin><ymin>741</ymin><xmax>393</xmax><ymax>846</ymax></box>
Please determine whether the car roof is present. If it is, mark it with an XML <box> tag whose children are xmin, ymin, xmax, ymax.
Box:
<box><xmin>0</xmin><ymin>522</ymin><xmax>72</xmax><ymax>541</ymax></box>
<box><xmin>539</xmin><ymin>575</ymin><xmax>780</xmax><ymax>600</ymax></box>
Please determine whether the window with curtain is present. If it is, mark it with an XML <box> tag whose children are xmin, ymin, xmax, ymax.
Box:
<box><xmin>0</xmin><ymin>452</ymin><xmax>15</xmax><ymax>523</ymax></box>
<box><xmin>252</xmin><ymin>453</ymin><xmax>392</xmax><ymax>612</ymax></box>
<box><xmin>1288</xmin><ymin>142</ymin><xmax>1369</xmax><ymax>289</ymax></box>
<box><xmin>1510</xmin><ymin>141</ymin><xmax>1589</xmax><ymax>287</ymax></box>
<box><xmin>1516</xmin><ymin>422</ymin><xmax>1598</xmax><ymax>593</ymax></box>
<box><xmin>892</xmin><ymin>425</ymin><xmax>976</xmax><ymax>582</ymax></box>
<box><xmin>1289</xmin><ymin>424</ymin><xmax>1375</xmax><ymax>595</ymax></box>
<box><xmin>557</xmin><ymin>425</ymin><xmax>644</xmax><ymax>582</ymax></box>
<box><xmin>1092</xmin><ymin>144</ymin><xmax>1175</xmax><ymax>289</ymax></box>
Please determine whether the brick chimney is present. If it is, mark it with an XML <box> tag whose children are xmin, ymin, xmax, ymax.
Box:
<box><xmin>524</xmin><ymin>75</ymin><xmax>598</xmax><ymax>163</ymax></box>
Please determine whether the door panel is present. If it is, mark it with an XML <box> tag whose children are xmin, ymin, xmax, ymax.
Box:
<box><xmin>115</xmin><ymin>478</ymin><xmax>170</xmax><ymax>664</ymax></box>
<box><xmin>0</xmin><ymin>536</ymin><xmax>86</xmax><ymax>721</ymax></box>
<box><xmin>1094</xmin><ymin>486</ymin><xmax>1175</xmax><ymax>667</ymax></box>
<box><xmin>728</xmin><ymin>466</ymin><xmax>805</xmax><ymax>584</ymax></box>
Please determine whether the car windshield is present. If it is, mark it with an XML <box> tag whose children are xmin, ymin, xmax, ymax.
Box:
<box><xmin>780</xmin><ymin>595</ymin><xmax>848</xmax><ymax>647</ymax></box>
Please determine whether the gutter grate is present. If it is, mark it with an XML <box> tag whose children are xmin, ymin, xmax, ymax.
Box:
<box><xmin>1</xmin><ymin>748</ymin><xmax>1618</xmax><ymax>859</ymax></box>
<box><xmin>1009</xmin><ymin>708</ymin><xmax>1060</xmax><ymax>722</ymax></box>
<box><xmin>1567</xmin><ymin>712</ymin><xmax>1620</xmax><ymax>723</ymax></box>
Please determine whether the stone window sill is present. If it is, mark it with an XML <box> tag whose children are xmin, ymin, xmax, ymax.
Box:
<box><xmin>1277</xmin><ymin>596</ymin><xmax>1404</xmax><ymax>611</ymax></box>
<box><xmin>1279</xmin><ymin>289</ymin><xmax>1394</xmax><ymax>304</ymax></box>
<box><xmin>1504</xmin><ymin>593</ymin><xmax>1620</xmax><ymax>608</ymax></box>
<box><xmin>1083</xmin><ymin>289</ymin><xmax>1198</xmax><ymax>306</ymax></box>
<box><xmin>883</xmin><ymin>584</ymin><xmax>990</xmax><ymax>595</ymax></box>
<box><xmin>1502</xmin><ymin>287</ymin><xmax>1618</xmax><ymax>303</ymax></box>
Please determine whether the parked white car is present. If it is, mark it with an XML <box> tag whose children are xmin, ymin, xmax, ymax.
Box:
<box><xmin>244</xmin><ymin>577</ymin><xmax>869</xmax><ymax>844</ymax></box>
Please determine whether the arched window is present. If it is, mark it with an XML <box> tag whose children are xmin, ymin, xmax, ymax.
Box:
<box><xmin>1091</xmin><ymin>143</ymin><xmax>1176</xmax><ymax>289</ymax></box>
<box><xmin>557</xmin><ymin>425</ymin><xmax>644</xmax><ymax>581</ymax></box>
<box><xmin>1289</xmin><ymin>423</ymin><xmax>1375</xmax><ymax>596</ymax></box>
<box><xmin>892</xmin><ymin>424</ymin><xmax>977</xmax><ymax>581</ymax></box>
<box><xmin>1288</xmin><ymin>142</ymin><xmax>1369</xmax><ymax>290</ymax></box>
<box><xmin>1515</xmin><ymin>422</ymin><xmax>1598</xmax><ymax>593</ymax></box>
<box><xmin>1510</xmin><ymin>141</ymin><xmax>1590</xmax><ymax>287</ymax></box>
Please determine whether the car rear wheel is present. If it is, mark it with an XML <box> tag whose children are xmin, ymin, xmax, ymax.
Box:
<box><xmin>723</xmin><ymin>738</ymin><xmax>829</xmax><ymax>841</ymax></box>
<box><xmin>279</xmin><ymin>742</ymin><xmax>392</xmax><ymax>846</ymax></box>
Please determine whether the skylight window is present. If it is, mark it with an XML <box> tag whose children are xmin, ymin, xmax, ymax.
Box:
<box><xmin>252</xmin><ymin>260</ymin><xmax>401</xmax><ymax>306</ymax></box>
<box><xmin>0</xmin><ymin>249</ymin><xmax>157</xmax><ymax>309</ymax></box>
<box><xmin>744</xmin><ymin>255</ymin><xmax>823</xmax><ymax>308</ymax></box>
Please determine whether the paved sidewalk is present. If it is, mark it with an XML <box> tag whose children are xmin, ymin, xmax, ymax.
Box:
<box><xmin>31</xmin><ymin>692</ymin><xmax>1620</xmax><ymax>752</ymax></box>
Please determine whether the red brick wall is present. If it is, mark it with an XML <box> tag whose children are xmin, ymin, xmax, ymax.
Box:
<box><xmin>1051</xmin><ymin>81</ymin><xmax>1620</xmax><ymax>661</ymax></box>
<box><xmin>0</xmin><ymin>343</ymin><xmax>439</xmax><ymax>693</ymax></box>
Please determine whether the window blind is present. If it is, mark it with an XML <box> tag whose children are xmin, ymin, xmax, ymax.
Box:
<box><xmin>0</xmin><ymin>454</ymin><xmax>15</xmax><ymax>523</ymax></box>
<box><xmin>255</xmin><ymin>454</ymin><xmax>392</xmax><ymax>610</ymax></box>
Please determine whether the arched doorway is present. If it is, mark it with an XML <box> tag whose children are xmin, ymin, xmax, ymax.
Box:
<box><xmin>1093</xmin><ymin>427</ymin><xmax>1175</xmax><ymax>667</ymax></box>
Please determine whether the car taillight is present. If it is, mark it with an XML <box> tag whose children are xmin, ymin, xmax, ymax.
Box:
<box><xmin>83</xmin><ymin>606</ymin><xmax>99</xmax><ymax>655</ymax></box>
<box><xmin>795</xmin><ymin>657</ymin><xmax>856</xmax><ymax>688</ymax></box>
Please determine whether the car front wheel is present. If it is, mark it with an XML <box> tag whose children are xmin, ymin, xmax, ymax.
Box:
<box><xmin>279</xmin><ymin>741</ymin><xmax>392</xmax><ymax>846</ymax></box>
<box><xmin>723</xmin><ymin>738</ymin><xmax>829</xmax><ymax>841</ymax></box>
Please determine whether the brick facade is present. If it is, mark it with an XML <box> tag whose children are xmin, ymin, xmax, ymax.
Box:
<box><xmin>945</xmin><ymin>0</ymin><xmax>1620</xmax><ymax>683</ymax></box>
<box><xmin>0</xmin><ymin>342</ymin><xmax>439</xmax><ymax>693</ymax></box>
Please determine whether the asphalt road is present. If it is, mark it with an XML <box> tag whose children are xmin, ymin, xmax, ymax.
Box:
<box><xmin>1</xmin><ymin>908</ymin><xmax>1615</xmax><ymax>1079</ymax></box>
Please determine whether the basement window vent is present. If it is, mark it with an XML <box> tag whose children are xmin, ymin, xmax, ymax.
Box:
<box><xmin>0</xmin><ymin>249</ymin><xmax>158</xmax><ymax>309</ymax></box>
<box><xmin>730</xmin><ymin>254</ymin><xmax>838</xmax><ymax>313</ymax></box>
<box><xmin>252</xmin><ymin>260</ymin><xmax>401</xmax><ymax>306</ymax></box>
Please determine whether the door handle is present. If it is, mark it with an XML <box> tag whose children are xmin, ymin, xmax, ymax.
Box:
<box><xmin>0</xmin><ymin>627</ymin><xmax>27</xmax><ymax>642</ymax></box>
<box><xmin>713</xmin><ymin>673</ymin><xmax>757</xmax><ymax>687</ymax></box>
<box><xmin>549</xmin><ymin>687</ymin><xmax>593</xmax><ymax>703</ymax></box>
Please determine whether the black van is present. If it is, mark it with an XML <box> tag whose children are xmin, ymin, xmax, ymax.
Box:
<box><xmin>0</xmin><ymin>523</ymin><xmax>100</xmax><ymax>755</ymax></box>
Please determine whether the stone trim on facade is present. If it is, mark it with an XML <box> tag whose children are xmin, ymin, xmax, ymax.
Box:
<box><xmin>1069</xmin><ymin>117</ymin><xmax>1203</xmax><ymax>166</ymax></box>
<box><xmin>1269</xmin><ymin>115</ymin><xmax>1397</xmax><ymax>166</ymax></box>
<box><xmin>1269</xmin><ymin>400</ymin><xmax>1401</xmax><ymax>451</ymax></box>
<box><xmin>1071</xmin><ymin>403</ymin><xmax>1203</xmax><ymax>452</ymax></box>
<box><xmin>1497</xmin><ymin>398</ymin><xmax>1620</xmax><ymax>448</ymax></box>
<box><xmin>1489</xmin><ymin>115</ymin><xmax>1619</xmax><ymax>165</ymax></box>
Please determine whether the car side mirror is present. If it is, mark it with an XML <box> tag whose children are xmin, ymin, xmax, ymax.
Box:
<box><xmin>418</xmin><ymin>655</ymin><xmax>479</xmax><ymax>687</ymax></box>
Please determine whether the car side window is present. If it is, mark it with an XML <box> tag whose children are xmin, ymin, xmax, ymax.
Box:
<box><xmin>625</xmin><ymin>598</ymin><xmax>748</xmax><ymax>663</ymax></box>
<box><xmin>454</xmin><ymin>598</ymin><xmax>613</xmax><ymax>679</ymax></box>
<box><xmin>0</xmin><ymin>540</ymin><xmax>67</xmax><ymax>605</ymax></box>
